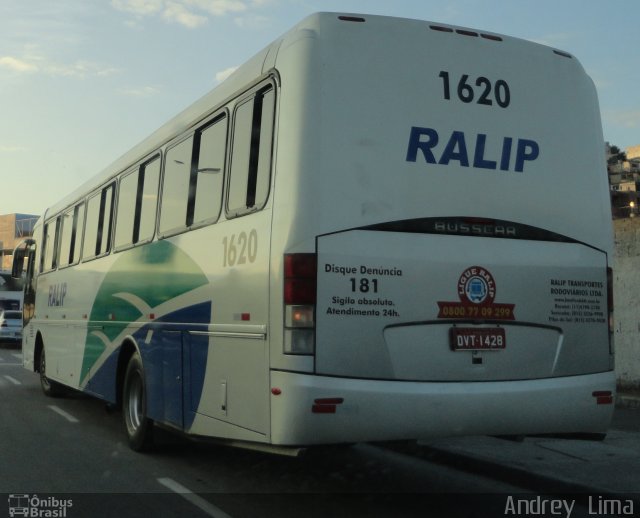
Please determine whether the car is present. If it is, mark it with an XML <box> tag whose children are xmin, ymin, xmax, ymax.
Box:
<box><xmin>0</xmin><ymin>310</ymin><xmax>22</xmax><ymax>346</ymax></box>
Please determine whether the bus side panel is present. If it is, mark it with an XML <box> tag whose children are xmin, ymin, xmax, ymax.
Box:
<box><xmin>32</xmin><ymin>269</ymin><xmax>93</xmax><ymax>390</ymax></box>
<box><xmin>184</xmin><ymin>214</ymin><xmax>272</xmax><ymax>438</ymax></box>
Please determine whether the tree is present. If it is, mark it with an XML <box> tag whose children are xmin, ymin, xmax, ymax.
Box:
<box><xmin>608</xmin><ymin>145</ymin><xmax>627</xmax><ymax>164</ymax></box>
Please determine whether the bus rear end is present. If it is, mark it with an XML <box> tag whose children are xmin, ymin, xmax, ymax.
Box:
<box><xmin>269</xmin><ymin>13</ymin><xmax>614</xmax><ymax>446</ymax></box>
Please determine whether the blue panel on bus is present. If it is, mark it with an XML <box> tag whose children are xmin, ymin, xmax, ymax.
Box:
<box><xmin>83</xmin><ymin>301</ymin><xmax>211</xmax><ymax>432</ymax></box>
<box><xmin>145</xmin><ymin>302</ymin><xmax>211</xmax><ymax>430</ymax></box>
<box><xmin>83</xmin><ymin>349</ymin><xmax>121</xmax><ymax>402</ymax></box>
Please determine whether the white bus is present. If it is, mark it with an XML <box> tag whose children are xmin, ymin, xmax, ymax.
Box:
<box><xmin>13</xmin><ymin>13</ymin><xmax>615</xmax><ymax>452</ymax></box>
<box><xmin>0</xmin><ymin>272</ymin><xmax>23</xmax><ymax>310</ymax></box>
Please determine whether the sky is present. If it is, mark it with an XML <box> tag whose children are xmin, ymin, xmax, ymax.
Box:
<box><xmin>0</xmin><ymin>0</ymin><xmax>638</xmax><ymax>216</ymax></box>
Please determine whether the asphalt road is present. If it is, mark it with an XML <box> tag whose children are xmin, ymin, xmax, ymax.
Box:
<box><xmin>0</xmin><ymin>346</ymin><xmax>546</xmax><ymax>518</ymax></box>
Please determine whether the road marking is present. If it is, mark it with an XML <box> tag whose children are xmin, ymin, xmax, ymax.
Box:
<box><xmin>48</xmin><ymin>405</ymin><xmax>79</xmax><ymax>423</ymax></box>
<box><xmin>3</xmin><ymin>375</ymin><xmax>21</xmax><ymax>385</ymax></box>
<box><xmin>157</xmin><ymin>478</ymin><xmax>233</xmax><ymax>518</ymax></box>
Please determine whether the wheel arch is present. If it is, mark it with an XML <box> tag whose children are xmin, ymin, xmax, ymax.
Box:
<box><xmin>34</xmin><ymin>332</ymin><xmax>44</xmax><ymax>374</ymax></box>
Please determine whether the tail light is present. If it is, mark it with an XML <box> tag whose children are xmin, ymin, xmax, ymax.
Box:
<box><xmin>284</xmin><ymin>253</ymin><xmax>317</xmax><ymax>355</ymax></box>
<box><xmin>607</xmin><ymin>267</ymin><xmax>614</xmax><ymax>354</ymax></box>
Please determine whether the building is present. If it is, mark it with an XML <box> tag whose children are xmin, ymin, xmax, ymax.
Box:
<box><xmin>627</xmin><ymin>145</ymin><xmax>640</xmax><ymax>162</ymax></box>
<box><xmin>0</xmin><ymin>213</ymin><xmax>38</xmax><ymax>271</ymax></box>
<box><xmin>608</xmin><ymin>143</ymin><xmax>640</xmax><ymax>218</ymax></box>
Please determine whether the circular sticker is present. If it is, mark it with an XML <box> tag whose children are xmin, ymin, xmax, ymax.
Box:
<box><xmin>457</xmin><ymin>266</ymin><xmax>496</xmax><ymax>305</ymax></box>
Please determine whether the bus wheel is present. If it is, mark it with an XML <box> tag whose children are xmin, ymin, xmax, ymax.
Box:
<box><xmin>123</xmin><ymin>352</ymin><xmax>154</xmax><ymax>451</ymax></box>
<box><xmin>39</xmin><ymin>347</ymin><xmax>64</xmax><ymax>397</ymax></box>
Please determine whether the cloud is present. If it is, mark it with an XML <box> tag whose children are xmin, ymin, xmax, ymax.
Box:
<box><xmin>215</xmin><ymin>66</ymin><xmax>238</xmax><ymax>83</ymax></box>
<box><xmin>0</xmin><ymin>54</ymin><xmax>120</xmax><ymax>79</ymax></box>
<box><xmin>163</xmin><ymin>2</ymin><xmax>208</xmax><ymax>28</ymax></box>
<box><xmin>118</xmin><ymin>85</ymin><xmax>161</xmax><ymax>97</ymax></box>
<box><xmin>111</xmin><ymin>0</ymin><xmax>164</xmax><ymax>16</ymax></box>
<box><xmin>47</xmin><ymin>60</ymin><xmax>121</xmax><ymax>78</ymax></box>
<box><xmin>112</xmin><ymin>0</ymin><xmax>254</xmax><ymax>28</ymax></box>
<box><xmin>188</xmin><ymin>0</ymin><xmax>247</xmax><ymax>16</ymax></box>
<box><xmin>0</xmin><ymin>56</ymin><xmax>38</xmax><ymax>73</ymax></box>
<box><xmin>234</xmin><ymin>13</ymin><xmax>270</xmax><ymax>29</ymax></box>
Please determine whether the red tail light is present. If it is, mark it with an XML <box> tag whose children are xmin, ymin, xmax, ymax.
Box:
<box><xmin>284</xmin><ymin>253</ymin><xmax>316</xmax><ymax>277</ymax></box>
<box><xmin>284</xmin><ymin>254</ymin><xmax>317</xmax><ymax>355</ymax></box>
<box><xmin>284</xmin><ymin>279</ymin><xmax>316</xmax><ymax>305</ymax></box>
<box><xmin>284</xmin><ymin>254</ymin><xmax>317</xmax><ymax>304</ymax></box>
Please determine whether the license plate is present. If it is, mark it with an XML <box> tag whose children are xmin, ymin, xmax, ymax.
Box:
<box><xmin>450</xmin><ymin>327</ymin><xmax>506</xmax><ymax>350</ymax></box>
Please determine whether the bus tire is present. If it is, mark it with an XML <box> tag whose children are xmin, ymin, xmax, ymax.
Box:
<box><xmin>123</xmin><ymin>352</ymin><xmax>154</xmax><ymax>451</ymax></box>
<box><xmin>39</xmin><ymin>346</ymin><xmax>64</xmax><ymax>398</ymax></box>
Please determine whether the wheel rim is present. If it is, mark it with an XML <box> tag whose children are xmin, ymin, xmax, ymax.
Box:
<box><xmin>127</xmin><ymin>373</ymin><xmax>144</xmax><ymax>431</ymax></box>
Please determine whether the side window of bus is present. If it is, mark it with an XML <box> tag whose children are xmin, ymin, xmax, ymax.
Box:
<box><xmin>71</xmin><ymin>203</ymin><xmax>85</xmax><ymax>265</ymax></box>
<box><xmin>190</xmin><ymin>115</ymin><xmax>227</xmax><ymax>227</ymax></box>
<box><xmin>83</xmin><ymin>184</ymin><xmax>115</xmax><ymax>261</ymax></box>
<box><xmin>159</xmin><ymin>136</ymin><xmax>193</xmax><ymax>236</ymax></box>
<box><xmin>115</xmin><ymin>169</ymin><xmax>137</xmax><ymax>249</ymax></box>
<box><xmin>139</xmin><ymin>157</ymin><xmax>161</xmax><ymax>242</ymax></box>
<box><xmin>58</xmin><ymin>210</ymin><xmax>73</xmax><ymax>268</ymax></box>
<box><xmin>58</xmin><ymin>203</ymin><xmax>85</xmax><ymax>268</ymax></box>
<box><xmin>115</xmin><ymin>156</ymin><xmax>161</xmax><ymax>250</ymax></box>
<box><xmin>227</xmin><ymin>85</ymin><xmax>275</xmax><ymax>217</ymax></box>
<box><xmin>159</xmin><ymin>113</ymin><xmax>227</xmax><ymax>237</ymax></box>
<box><xmin>41</xmin><ymin>217</ymin><xmax>61</xmax><ymax>272</ymax></box>
<box><xmin>40</xmin><ymin>221</ymin><xmax>50</xmax><ymax>272</ymax></box>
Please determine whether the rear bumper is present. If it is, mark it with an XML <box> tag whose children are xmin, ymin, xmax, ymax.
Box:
<box><xmin>269</xmin><ymin>370</ymin><xmax>615</xmax><ymax>446</ymax></box>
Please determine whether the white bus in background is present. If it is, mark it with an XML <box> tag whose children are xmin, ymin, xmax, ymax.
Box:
<box><xmin>13</xmin><ymin>12</ymin><xmax>614</xmax><ymax>453</ymax></box>
<box><xmin>0</xmin><ymin>271</ymin><xmax>23</xmax><ymax>310</ymax></box>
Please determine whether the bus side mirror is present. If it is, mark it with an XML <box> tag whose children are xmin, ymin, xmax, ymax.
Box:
<box><xmin>11</xmin><ymin>239</ymin><xmax>35</xmax><ymax>279</ymax></box>
<box><xmin>12</xmin><ymin>248</ymin><xmax>26</xmax><ymax>278</ymax></box>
